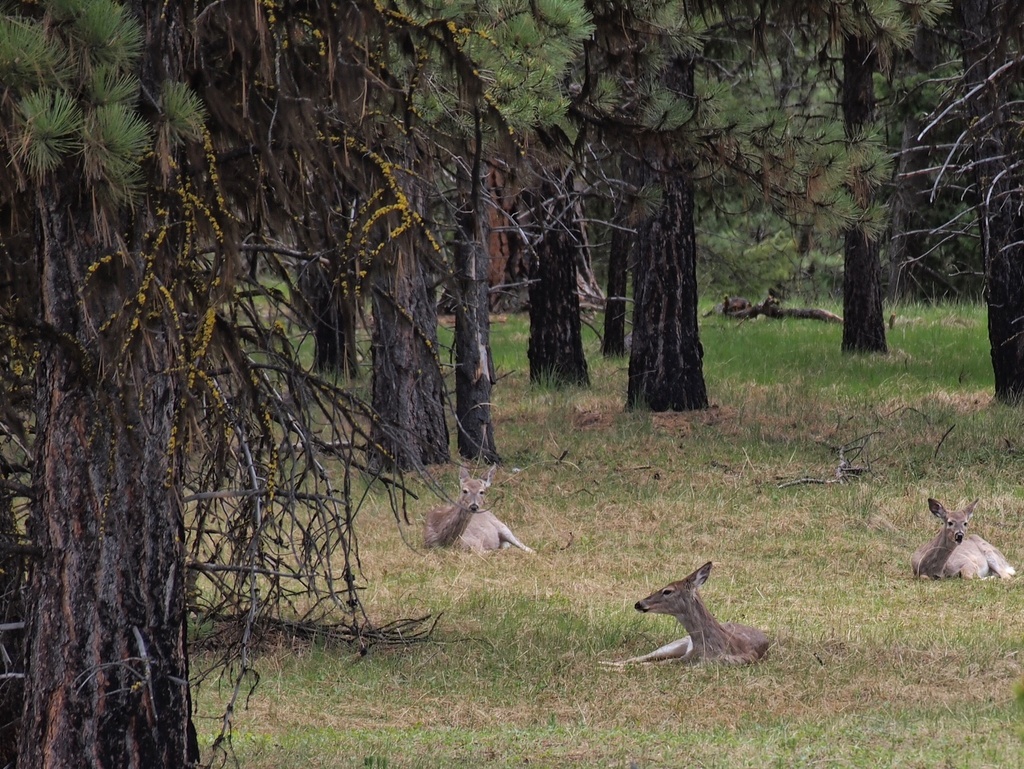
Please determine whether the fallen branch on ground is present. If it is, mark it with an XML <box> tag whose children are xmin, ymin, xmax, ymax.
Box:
<box><xmin>730</xmin><ymin>295</ymin><xmax>843</xmax><ymax>324</ymax></box>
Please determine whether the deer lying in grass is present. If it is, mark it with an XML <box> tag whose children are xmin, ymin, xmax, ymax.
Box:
<box><xmin>912</xmin><ymin>498</ymin><xmax>1015</xmax><ymax>579</ymax></box>
<box><xmin>423</xmin><ymin>466</ymin><xmax>533</xmax><ymax>553</ymax></box>
<box><xmin>603</xmin><ymin>561</ymin><xmax>769</xmax><ymax>666</ymax></box>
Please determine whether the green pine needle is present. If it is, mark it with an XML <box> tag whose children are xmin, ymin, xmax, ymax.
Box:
<box><xmin>73</xmin><ymin>0</ymin><xmax>143</xmax><ymax>70</ymax></box>
<box><xmin>160</xmin><ymin>81</ymin><xmax>207</xmax><ymax>144</ymax></box>
<box><xmin>16</xmin><ymin>88</ymin><xmax>83</xmax><ymax>178</ymax></box>
<box><xmin>81</xmin><ymin>102</ymin><xmax>151</xmax><ymax>200</ymax></box>
<box><xmin>0</xmin><ymin>15</ymin><xmax>70</xmax><ymax>91</ymax></box>
<box><xmin>88</xmin><ymin>64</ymin><xmax>139</xmax><ymax>107</ymax></box>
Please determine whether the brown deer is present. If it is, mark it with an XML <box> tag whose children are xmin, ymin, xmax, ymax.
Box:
<box><xmin>423</xmin><ymin>466</ymin><xmax>533</xmax><ymax>553</ymax></box>
<box><xmin>911</xmin><ymin>498</ymin><xmax>1015</xmax><ymax>579</ymax></box>
<box><xmin>604</xmin><ymin>561</ymin><xmax>769</xmax><ymax>666</ymax></box>
<box><xmin>721</xmin><ymin>295</ymin><xmax>752</xmax><ymax>315</ymax></box>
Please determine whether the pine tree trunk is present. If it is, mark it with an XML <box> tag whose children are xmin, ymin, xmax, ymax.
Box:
<box><xmin>484</xmin><ymin>163</ymin><xmax>529</xmax><ymax>312</ymax></box>
<box><xmin>368</xmin><ymin>252</ymin><xmax>450</xmax><ymax>471</ymax></box>
<box><xmin>19</xmin><ymin>188</ymin><xmax>198</xmax><ymax>768</ymax></box>
<box><xmin>17</xmin><ymin>1</ymin><xmax>201</xmax><ymax>763</ymax></box>
<box><xmin>452</xmin><ymin>116</ymin><xmax>500</xmax><ymax>464</ymax></box>
<box><xmin>956</xmin><ymin>0</ymin><xmax>1024</xmax><ymax>402</ymax></box>
<box><xmin>454</xmin><ymin>209</ymin><xmax>500</xmax><ymax>463</ymax></box>
<box><xmin>887</xmin><ymin>27</ymin><xmax>944</xmax><ymax>301</ymax></box>
<box><xmin>304</xmin><ymin>262</ymin><xmax>359</xmax><ymax>377</ymax></box>
<box><xmin>627</xmin><ymin>58</ymin><xmax>708</xmax><ymax>412</ymax></box>
<box><xmin>841</xmin><ymin>35</ymin><xmax>887</xmax><ymax>354</ymax></box>
<box><xmin>0</xmin><ymin>493</ymin><xmax>23</xmax><ymax>767</ymax></box>
<box><xmin>528</xmin><ymin>181</ymin><xmax>590</xmax><ymax>387</ymax></box>
<box><xmin>602</xmin><ymin>224</ymin><xmax>630</xmax><ymax>358</ymax></box>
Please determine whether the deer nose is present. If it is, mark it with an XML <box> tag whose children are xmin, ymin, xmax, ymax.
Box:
<box><xmin>954</xmin><ymin>531</ymin><xmax>964</xmax><ymax>543</ymax></box>
<box><xmin>469</xmin><ymin>503</ymin><xmax>479</xmax><ymax>512</ymax></box>
<box><xmin>635</xmin><ymin>601</ymin><xmax>649</xmax><ymax>612</ymax></box>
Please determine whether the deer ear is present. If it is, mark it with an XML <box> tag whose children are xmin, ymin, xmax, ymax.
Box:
<box><xmin>691</xmin><ymin>561</ymin><xmax>713</xmax><ymax>587</ymax></box>
<box><xmin>484</xmin><ymin>464</ymin><xmax>497</xmax><ymax>485</ymax></box>
<box><xmin>962</xmin><ymin>499</ymin><xmax>979</xmax><ymax>520</ymax></box>
<box><xmin>459</xmin><ymin>465</ymin><xmax>470</xmax><ymax>482</ymax></box>
<box><xmin>927</xmin><ymin>498</ymin><xmax>947</xmax><ymax>519</ymax></box>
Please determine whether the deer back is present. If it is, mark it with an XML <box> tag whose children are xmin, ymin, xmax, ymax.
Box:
<box><xmin>944</xmin><ymin>535</ymin><xmax>1016</xmax><ymax>579</ymax></box>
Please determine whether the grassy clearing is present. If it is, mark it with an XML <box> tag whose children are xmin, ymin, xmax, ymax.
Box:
<box><xmin>196</xmin><ymin>302</ymin><xmax>1024</xmax><ymax>768</ymax></box>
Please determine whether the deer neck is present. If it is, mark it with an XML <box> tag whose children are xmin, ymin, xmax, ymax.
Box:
<box><xmin>917</xmin><ymin>530</ymin><xmax>960</xmax><ymax>577</ymax></box>
<box><xmin>429</xmin><ymin>504</ymin><xmax>477</xmax><ymax>547</ymax></box>
<box><xmin>676</xmin><ymin>594</ymin><xmax>731</xmax><ymax>654</ymax></box>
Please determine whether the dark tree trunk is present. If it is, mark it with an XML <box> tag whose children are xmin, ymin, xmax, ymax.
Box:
<box><xmin>452</xmin><ymin>116</ymin><xmax>499</xmax><ymax>463</ymax></box>
<box><xmin>527</xmin><ymin>180</ymin><xmax>590</xmax><ymax>387</ymax></box>
<box><xmin>454</xmin><ymin>210</ymin><xmax>499</xmax><ymax>464</ymax></box>
<box><xmin>887</xmin><ymin>27</ymin><xmax>944</xmax><ymax>301</ymax></box>
<box><xmin>956</xmin><ymin>0</ymin><xmax>1024</xmax><ymax>402</ymax></box>
<box><xmin>17</xmin><ymin>2</ymin><xmax>200</xmax><ymax>765</ymax></box>
<box><xmin>841</xmin><ymin>35</ymin><xmax>887</xmax><ymax>354</ymax></box>
<box><xmin>627</xmin><ymin>58</ymin><xmax>708</xmax><ymax>412</ymax></box>
<box><xmin>887</xmin><ymin>116</ymin><xmax>927</xmax><ymax>300</ymax></box>
<box><xmin>368</xmin><ymin>253</ymin><xmax>450</xmax><ymax>471</ymax></box>
<box><xmin>0</xmin><ymin>494</ymin><xmax>24</xmax><ymax>767</ymax></box>
<box><xmin>304</xmin><ymin>261</ymin><xmax>359</xmax><ymax>377</ymax></box>
<box><xmin>602</xmin><ymin>224</ymin><xmax>630</xmax><ymax>358</ymax></box>
<box><xmin>20</xmin><ymin>187</ymin><xmax>197</xmax><ymax>769</ymax></box>
<box><xmin>484</xmin><ymin>163</ymin><xmax>529</xmax><ymax>312</ymax></box>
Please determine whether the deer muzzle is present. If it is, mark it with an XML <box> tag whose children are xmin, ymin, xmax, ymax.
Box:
<box><xmin>635</xmin><ymin>601</ymin><xmax>650</xmax><ymax>613</ymax></box>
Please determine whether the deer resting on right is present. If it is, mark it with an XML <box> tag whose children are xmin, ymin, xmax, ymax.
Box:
<box><xmin>911</xmin><ymin>498</ymin><xmax>1015</xmax><ymax>579</ymax></box>
<box><xmin>604</xmin><ymin>561</ymin><xmax>769</xmax><ymax>666</ymax></box>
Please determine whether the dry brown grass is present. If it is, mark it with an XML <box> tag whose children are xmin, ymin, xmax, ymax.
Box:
<box><xmin>196</xmin><ymin>307</ymin><xmax>1024</xmax><ymax>768</ymax></box>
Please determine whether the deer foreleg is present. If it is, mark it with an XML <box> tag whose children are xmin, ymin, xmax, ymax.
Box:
<box><xmin>601</xmin><ymin>636</ymin><xmax>694</xmax><ymax>667</ymax></box>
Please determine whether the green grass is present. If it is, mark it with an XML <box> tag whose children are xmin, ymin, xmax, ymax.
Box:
<box><xmin>195</xmin><ymin>302</ymin><xmax>1024</xmax><ymax>768</ymax></box>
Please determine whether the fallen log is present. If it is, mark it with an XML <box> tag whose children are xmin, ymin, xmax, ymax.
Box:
<box><xmin>704</xmin><ymin>295</ymin><xmax>753</xmax><ymax>317</ymax></box>
<box><xmin>730</xmin><ymin>295</ymin><xmax>842</xmax><ymax>324</ymax></box>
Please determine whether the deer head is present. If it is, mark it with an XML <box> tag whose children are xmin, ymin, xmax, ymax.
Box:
<box><xmin>457</xmin><ymin>464</ymin><xmax>496</xmax><ymax>513</ymax></box>
<box><xmin>928</xmin><ymin>498</ymin><xmax>978</xmax><ymax>545</ymax></box>
<box><xmin>635</xmin><ymin>561</ymin><xmax>713</xmax><ymax>615</ymax></box>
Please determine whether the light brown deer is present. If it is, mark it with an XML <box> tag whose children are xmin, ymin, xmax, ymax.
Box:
<box><xmin>604</xmin><ymin>561</ymin><xmax>768</xmax><ymax>666</ymax></box>
<box><xmin>423</xmin><ymin>466</ymin><xmax>533</xmax><ymax>553</ymax></box>
<box><xmin>911</xmin><ymin>498</ymin><xmax>1015</xmax><ymax>579</ymax></box>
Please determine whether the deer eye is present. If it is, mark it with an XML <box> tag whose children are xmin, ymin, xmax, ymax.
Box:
<box><xmin>661</xmin><ymin>588</ymin><xmax>674</xmax><ymax>596</ymax></box>
<box><xmin>947</xmin><ymin>520</ymin><xmax>954</xmax><ymax>527</ymax></box>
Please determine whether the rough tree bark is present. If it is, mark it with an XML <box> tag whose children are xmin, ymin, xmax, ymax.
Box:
<box><xmin>485</xmin><ymin>163</ymin><xmax>529</xmax><ymax>312</ymax></box>
<box><xmin>303</xmin><ymin>260</ymin><xmax>360</xmax><ymax>378</ymax></box>
<box><xmin>602</xmin><ymin>223</ymin><xmax>630</xmax><ymax>358</ymax></box>
<box><xmin>955</xmin><ymin>0</ymin><xmax>1024</xmax><ymax>402</ymax></box>
<box><xmin>841</xmin><ymin>34</ymin><xmax>887</xmax><ymax>354</ymax></box>
<box><xmin>886</xmin><ymin>27</ymin><xmax>944</xmax><ymax>301</ymax></box>
<box><xmin>368</xmin><ymin>251</ymin><xmax>450</xmax><ymax>471</ymax></box>
<box><xmin>452</xmin><ymin>114</ymin><xmax>500</xmax><ymax>463</ymax></box>
<box><xmin>16</xmin><ymin>2</ymin><xmax>200</xmax><ymax>765</ymax></box>
<box><xmin>22</xmin><ymin>212</ymin><xmax>196</xmax><ymax>766</ymax></box>
<box><xmin>528</xmin><ymin>179</ymin><xmax>590</xmax><ymax>387</ymax></box>
<box><xmin>0</xmin><ymin>493</ymin><xmax>23</xmax><ymax>767</ymax></box>
<box><xmin>627</xmin><ymin>57</ymin><xmax>708</xmax><ymax>412</ymax></box>
<box><xmin>454</xmin><ymin>205</ymin><xmax>500</xmax><ymax>463</ymax></box>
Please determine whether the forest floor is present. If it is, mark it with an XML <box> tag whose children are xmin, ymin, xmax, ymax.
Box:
<box><xmin>195</xmin><ymin>302</ymin><xmax>1024</xmax><ymax>768</ymax></box>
